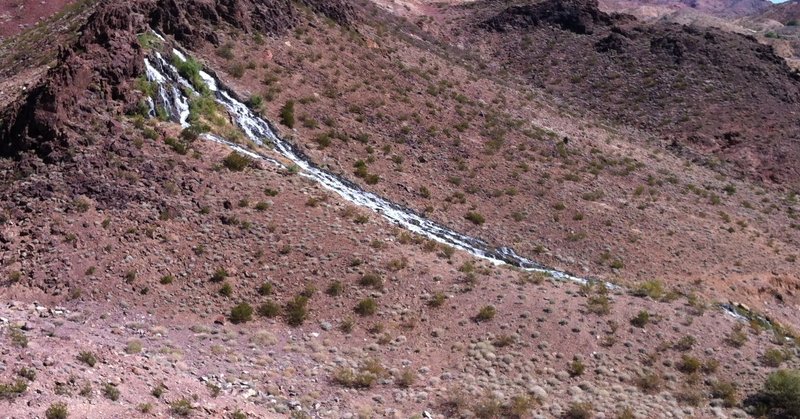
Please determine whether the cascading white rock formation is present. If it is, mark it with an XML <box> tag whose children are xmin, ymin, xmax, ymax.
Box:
<box><xmin>144</xmin><ymin>45</ymin><xmax>592</xmax><ymax>285</ymax></box>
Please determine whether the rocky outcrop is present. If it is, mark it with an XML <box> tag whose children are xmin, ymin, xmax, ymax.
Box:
<box><xmin>0</xmin><ymin>0</ymin><xmax>355</xmax><ymax>162</ymax></box>
<box><xmin>481</xmin><ymin>0</ymin><xmax>631</xmax><ymax>34</ymax></box>
<box><xmin>0</xmin><ymin>2</ymin><xmax>146</xmax><ymax>162</ymax></box>
<box><xmin>472</xmin><ymin>0</ymin><xmax>800</xmax><ymax>185</ymax></box>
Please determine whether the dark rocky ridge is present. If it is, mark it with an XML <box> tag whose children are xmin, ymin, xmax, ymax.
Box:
<box><xmin>472</xmin><ymin>0</ymin><xmax>800</xmax><ymax>186</ymax></box>
<box><xmin>482</xmin><ymin>0</ymin><xmax>633</xmax><ymax>34</ymax></box>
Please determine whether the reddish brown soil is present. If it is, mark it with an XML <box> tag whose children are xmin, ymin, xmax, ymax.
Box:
<box><xmin>0</xmin><ymin>0</ymin><xmax>77</xmax><ymax>38</ymax></box>
<box><xmin>0</xmin><ymin>0</ymin><xmax>798</xmax><ymax>418</ymax></box>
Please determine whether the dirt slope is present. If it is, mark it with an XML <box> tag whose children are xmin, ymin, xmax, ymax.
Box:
<box><xmin>0</xmin><ymin>0</ymin><xmax>799</xmax><ymax>418</ymax></box>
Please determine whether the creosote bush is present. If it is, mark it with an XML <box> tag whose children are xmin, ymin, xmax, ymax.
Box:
<box><xmin>0</xmin><ymin>379</ymin><xmax>27</xmax><ymax>399</ymax></box>
<box><xmin>171</xmin><ymin>398</ymin><xmax>193</xmax><ymax>416</ymax></box>
<box><xmin>77</xmin><ymin>351</ymin><xmax>97</xmax><ymax>367</ymax></box>
<box><xmin>760</xmin><ymin>369</ymin><xmax>800</xmax><ymax>417</ymax></box>
<box><xmin>257</xmin><ymin>301</ymin><xmax>281</xmax><ymax>318</ymax></box>
<box><xmin>630</xmin><ymin>310</ymin><xmax>650</xmax><ymax>328</ymax></box>
<box><xmin>465</xmin><ymin>211</ymin><xmax>485</xmax><ymax>225</ymax></box>
<box><xmin>285</xmin><ymin>295</ymin><xmax>309</xmax><ymax>326</ymax></box>
<box><xmin>45</xmin><ymin>402</ymin><xmax>69</xmax><ymax>419</ymax></box>
<box><xmin>223</xmin><ymin>152</ymin><xmax>252</xmax><ymax>172</ymax></box>
<box><xmin>229</xmin><ymin>302</ymin><xmax>253</xmax><ymax>324</ymax></box>
<box><xmin>280</xmin><ymin>100</ymin><xmax>296</xmax><ymax>128</ymax></box>
<box><xmin>355</xmin><ymin>298</ymin><xmax>378</xmax><ymax>316</ymax></box>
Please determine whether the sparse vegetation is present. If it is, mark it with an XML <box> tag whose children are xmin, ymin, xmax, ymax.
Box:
<box><xmin>465</xmin><ymin>211</ymin><xmax>485</xmax><ymax>225</ymax></box>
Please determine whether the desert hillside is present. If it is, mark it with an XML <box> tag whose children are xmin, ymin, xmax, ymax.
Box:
<box><xmin>0</xmin><ymin>0</ymin><xmax>799</xmax><ymax>418</ymax></box>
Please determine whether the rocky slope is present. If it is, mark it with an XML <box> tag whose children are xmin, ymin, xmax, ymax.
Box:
<box><xmin>450</xmin><ymin>0</ymin><xmax>800</xmax><ymax>187</ymax></box>
<box><xmin>0</xmin><ymin>0</ymin><xmax>799</xmax><ymax>418</ymax></box>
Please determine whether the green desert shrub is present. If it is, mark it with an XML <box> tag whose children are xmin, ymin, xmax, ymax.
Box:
<box><xmin>223</xmin><ymin>152</ymin><xmax>252</xmax><ymax>172</ymax></box>
<box><xmin>45</xmin><ymin>402</ymin><xmax>69</xmax><ymax>419</ymax></box>
<box><xmin>229</xmin><ymin>302</ymin><xmax>254</xmax><ymax>324</ymax></box>
<box><xmin>257</xmin><ymin>301</ymin><xmax>281</xmax><ymax>318</ymax></box>
<box><xmin>285</xmin><ymin>295</ymin><xmax>309</xmax><ymax>326</ymax></box>
<box><xmin>280</xmin><ymin>100</ymin><xmax>295</xmax><ymax>128</ymax></box>
<box><xmin>475</xmin><ymin>305</ymin><xmax>496</xmax><ymax>322</ymax></box>
<box><xmin>630</xmin><ymin>310</ymin><xmax>650</xmax><ymax>328</ymax></box>
<box><xmin>761</xmin><ymin>369</ymin><xmax>800</xmax><ymax>417</ymax></box>
<box><xmin>355</xmin><ymin>298</ymin><xmax>378</xmax><ymax>316</ymax></box>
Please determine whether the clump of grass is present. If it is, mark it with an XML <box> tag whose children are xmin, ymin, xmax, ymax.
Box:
<box><xmin>326</xmin><ymin>281</ymin><xmax>344</xmax><ymax>297</ymax></box>
<box><xmin>229</xmin><ymin>302</ymin><xmax>253</xmax><ymax>324</ymax></box>
<box><xmin>568</xmin><ymin>357</ymin><xmax>585</xmax><ymax>377</ymax></box>
<box><xmin>257</xmin><ymin>282</ymin><xmax>273</xmax><ymax>296</ymax></box>
<box><xmin>45</xmin><ymin>402</ymin><xmax>69</xmax><ymax>419</ymax></box>
<box><xmin>9</xmin><ymin>327</ymin><xmax>27</xmax><ymax>347</ymax></box>
<box><xmin>257</xmin><ymin>301</ymin><xmax>281</xmax><ymax>318</ymax></box>
<box><xmin>428</xmin><ymin>292</ymin><xmax>447</xmax><ymax>308</ymax></box>
<box><xmin>676</xmin><ymin>355</ymin><xmax>701</xmax><ymax>373</ymax></box>
<box><xmin>0</xmin><ymin>379</ymin><xmax>27</xmax><ymax>399</ymax></box>
<box><xmin>632</xmin><ymin>279</ymin><xmax>664</xmax><ymax>300</ymax></box>
<box><xmin>763</xmin><ymin>348</ymin><xmax>792</xmax><ymax>367</ymax></box>
<box><xmin>711</xmin><ymin>380</ymin><xmax>737</xmax><ymax>407</ymax></box>
<box><xmin>355</xmin><ymin>298</ymin><xmax>378</xmax><ymax>316</ymax></box>
<box><xmin>334</xmin><ymin>359</ymin><xmax>386</xmax><ymax>389</ymax></box>
<box><xmin>17</xmin><ymin>367</ymin><xmax>35</xmax><ymax>381</ymax></box>
<box><xmin>726</xmin><ymin>324</ymin><xmax>748</xmax><ymax>348</ymax></box>
<box><xmin>464</xmin><ymin>211</ymin><xmax>485</xmax><ymax>225</ymax></box>
<box><xmin>635</xmin><ymin>371</ymin><xmax>662</xmax><ymax>394</ymax></box>
<box><xmin>171</xmin><ymin>398</ymin><xmax>193</xmax><ymax>416</ymax></box>
<box><xmin>211</xmin><ymin>268</ymin><xmax>228</xmax><ymax>283</ymax></box>
<box><xmin>151</xmin><ymin>382</ymin><xmax>166</xmax><ymax>398</ymax></box>
<box><xmin>223</xmin><ymin>152</ymin><xmax>252</xmax><ymax>172</ymax></box>
<box><xmin>760</xmin><ymin>369</ymin><xmax>800</xmax><ymax>417</ymax></box>
<box><xmin>673</xmin><ymin>335</ymin><xmax>696</xmax><ymax>351</ymax></box>
<box><xmin>102</xmin><ymin>383</ymin><xmax>120</xmax><ymax>401</ymax></box>
<box><xmin>565</xmin><ymin>402</ymin><xmax>593</xmax><ymax>419</ymax></box>
<box><xmin>77</xmin><ymin>351</ymin><xmax>97</xmax><ymax>367</ymax></box>
<box><xmin>358</xmin><ymin>273</ymin><xmax>383</xmax><ymax>289</ymax></box>
<box><xmin>125</xmin><ymin>340</ymin><xmax>143</xmax><ymax>354</ymax></box>
<box><xmin>280</xmin><ymin>100</ymin><xmax>295</xmax><ymax>128</ymax></box>
<box><xmin>474</xmin><ymin>305</ymin><xmax>496</xmax><ymax>322</ymax></box>
<box><xmin>173</xmin><ymin>55</ymin><xmax>208</xmax><ymax>94</ymax></box>
<box><xmin>630</xmin><ymin>310</ymin><xmax>650</xmax><ymax>328</ymax></box>
<box><xmin>586</xmin><ymin>294</ymin><xmax>611</xmax><ymax>315</ymax></box>
<box><xmin>396</xmin><ymin>369</ymin><xmax>416</xmax><ymax>388</ymax></box>
<box><xmin>285</xmin><ymin>295</ymin><xmax>309</xmax><ymax>326</ymax></box>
